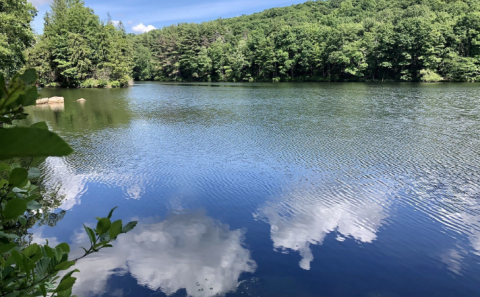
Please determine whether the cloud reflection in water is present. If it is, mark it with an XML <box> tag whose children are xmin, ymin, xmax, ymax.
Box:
<box><xmin>62</xmin><ymin>211</ymin><xmax>256</xmax><ymax>297</ymax></box>
<box><xmin>40</xmin><ymin>157</ymin><xmax>149</xmax><ymax>210</ymax></box>
<box><xmin>256</xmin><ymin>180</ymin><xmax>393</xmax><ymax>270</ymax></box>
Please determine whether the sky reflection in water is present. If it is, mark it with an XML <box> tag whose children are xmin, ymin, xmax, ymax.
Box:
<box><xmin>36</xmin><ymin>211</ymin><xmax>256</xmax><ymax>297</ymax></box>
<box><xmin>28</xmin><ymin>82</ymin><xmax>480</xmax><ymax>297</ymax></box>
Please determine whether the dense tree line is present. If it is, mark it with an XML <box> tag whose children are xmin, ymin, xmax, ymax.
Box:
<box><xmin>132</xmin><ymin>0</ymin><xmax>480</xmax><ymax>82</ymax></box>
<box><xmin>23</xmin><ymin>0</ymin><xmax>133</xmax><ymax>87</ymax></box>
<box><xmin>4</xmin><ymin>0</ymin><xmax>480</xmax><ymax>84</ymax></box>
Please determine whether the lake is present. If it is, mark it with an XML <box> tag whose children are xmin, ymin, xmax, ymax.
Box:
<box><xmin>28</xmin><ymin>82</ymin><xmax>480</xmax><ymax>297</ymax></box>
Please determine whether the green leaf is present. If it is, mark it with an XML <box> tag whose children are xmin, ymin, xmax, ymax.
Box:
<box><xmin>4</xmin><ymin>254</ymin><xmax>16</xmax><ymax>267</ymax></box>
<box><xmin>99</xmin><ymin>232</ymin><xmax>110</xmax><ymax>243</ymax></box>
<box><xmin>109</xmin><ymin>220</ymin><xmax>123</xmax><ymax>240</ymax></box>
<box><xmin>55</xmin><ymin>261</ymin><xmax>75</xmax><ymax>271</ymax></box>
<box><xmin>0</xmin><ymin>179</ymin><xmax>7</xmax><ymax>189</ymax></box>
<box><xmin>9</xmin><ymin>163</ymin><xmax>21</xmax><ymax>170</ymax></box>
<box><xmin>61</xmin><ymin>269</ymin><xmax>80</xmax><ymax>282</ymax></box>
<box><xmin>57</xmin><ymin>288</ymin><xmax>72</xmax><ymax>297</ymax></box>
<box><xmin>23</xmin><ymin>254</ymin><xmax>31</xmax><ymax>278</ymax></box>
<box><xmin>96</xmin><ymin>218</ymin><xmax>111</xmax><ymax>235</ymax></box>
<box><xmin>30</xmin><ymin>121</ymin><xmax>48</xmax><ymax>130</ymax></box>
<box><xmin>23</xmin><ymin>243</ymin><xmax>39</xmax><ymax>257</ymax></box>
<box><xmin>11</xmin><ymin>249</ymin><xmax>22</xmax><ymax>266</ymax></box>
<box><xmin>4</xmin><ymin>198</ymin><xmax>27</xmax><ymax>220</ymax></box>
<box><xmin>43</xmin><ymin>245</ymin><xmax>55</xmax><ymax>258</ymax></box>
<box><xmin>18</xmin><ymin>215</ymin><xmax>27</xmax><ymax>226</ymax></box>
<box><xmin>23</xmin><ymin>86</ymin><xmax>38</xmax><ymax>106</ymax></box>
<box><xmin>0</xmin><ymin>232</ymin><xmax>19</xmax><ymax>240</ymax></box>
<box><xmin>9</xmin><ymin>168</ymin><xmax>28</xmax><ymax>188</ymax></box>
<box><xmin>107</xmin><ymin>206</ymin><xmax>118</xmax><ymax>219</ymax></box>
<box><xmin>12</xmin><ymin>187</ymin><xmax>27</xmax><ymax>193</ymax></box>
<box><xmin>122</xmin><ymin>221</ymin><xmax>138</xmax><ymax>233</ymax></box>
<box><xmin>31</xmin><ymin>251</ymin><xmax>43</xmax><ymax>263</ymax></box>
<box><xmin>4</xmin><ymin>86</ymin><xmax>25</xmax><ymax>107</ymax></box>
<box><xmin>28</xmin><ymin>167</ymin><xmax>42</xmax><ymax>179</ymax></box>
<box><xmin>83</xmin><ymin>225</ymin><xmax>96</xmax><ymax>245</ymax></box>
<box><xmin>20</xmin><ymin>68</ymin><xmax>37</xmax><ymax>85</ymax></box>
<box><xmin>55</xmin><ymin>247</ymin><xmax>67</xmax><ymax>262</ymax></box>
<box><xmin>26</xmin><ymin>194</ymin><xmax>41</xmax><ymax>202</ymax></box>
<box><xmin>56</xmin><ymin>243</ymin><xmax>70</xmax><ymax>253</ymax></box>
<box><xmin>0</xmin><ymin>128</ymin><xmax>73</xmax><ymax>159</ymax></box>
<box><xmin>0</xmin><ymin>162</ymin><xmax>9</xmax><ymax>172</ymax></box>
<box><xmin>27</xmin><ymin>200</ymin><xmax>42</xmax><ymax>210</ymax></box>
<box><xmin>54</xmin><ymin>276</ymin><xmax>76</xmax><ymax>292</ymax></box>
<box><xmin>35</xmin><ymin>257</ymin><xmax>51</xmax><ymax>276</ymax></box>
<box><xmin>92</xmin><ymin>242</ymin><xmax>107</xmax><ymax>250</ymax></box>
<box><xmin>40</xmin><ymin>284</ymin><xmax>47</xmax><ymax>297</ymax></box>
<box><xmin>0</xmin><ymin>243</ymin><xmax>16</xmax><ymax>255</ymax></box>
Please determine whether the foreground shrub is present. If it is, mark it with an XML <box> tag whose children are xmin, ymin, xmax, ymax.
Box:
<box><xmin>0</xmin><ymin>69</ymin><xmax>137</xmax><ymax>297</ymax></box>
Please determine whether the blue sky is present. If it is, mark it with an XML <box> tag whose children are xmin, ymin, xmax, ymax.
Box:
<box><xmin>30</xmin><ymin>0</ymin><xmax>308</xmax><ymax>34</ymax></box>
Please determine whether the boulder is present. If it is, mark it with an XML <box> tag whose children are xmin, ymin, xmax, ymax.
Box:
<box><xmin>36</xmin><ymin>98</ymin><xmax>49</xmax><ymax>105</ymax></box>
<box><xmin>36</xmin><ymin>96</ymin><xmax>65</xmax><ymax>105</ymax></box>
<box><xmin>77</xmin><ymin>98</ymin><xmax>86</xmax><ymax>102</ymax></box>
<box><xmin>48</xmin><ymin>96</ymin><xmax>64</xmax><ymax>103</ymax></box>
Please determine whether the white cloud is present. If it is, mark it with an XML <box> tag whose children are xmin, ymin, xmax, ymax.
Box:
<box><xmin>131</xmin><ymin>23</ymin><xmax>156</xmax><ymax>34</ymax></box>
<box><xmin>66</xmin><ymin>211</ymin><xmax>256</xmax><ymax>297</ymax></box>
<box><xmin>31</xmin><ymin>226</ymin><xmax>60</xmax><ymax>247</ymax></box>
<box><xmin>111</xmin><ymin>20</ymin><xmax>120</xmax><ymax>26</ymax></box>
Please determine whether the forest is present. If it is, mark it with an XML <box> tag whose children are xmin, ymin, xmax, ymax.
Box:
<box><xmin>3</xmin><ymin>0</ymin><xmax>480</xmax><ymax>84</ymax></box>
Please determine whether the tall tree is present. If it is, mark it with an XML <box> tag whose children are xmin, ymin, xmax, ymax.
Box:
<box><xmin>0</xmin><ymin>0</ymin><xmax>37</xmax><ymax>77</ymax></box>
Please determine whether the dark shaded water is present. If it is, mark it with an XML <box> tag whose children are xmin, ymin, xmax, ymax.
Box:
<box><xmin>28</xmin><ymin>82</ymin><xmax>480</xmax><ymax>297</ymax></box>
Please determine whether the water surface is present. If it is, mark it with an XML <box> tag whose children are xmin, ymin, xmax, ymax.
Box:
<box><xmin>28</xmin><ymin>82</ymin><xmax>480</xmax><ymax>297</ymax></box>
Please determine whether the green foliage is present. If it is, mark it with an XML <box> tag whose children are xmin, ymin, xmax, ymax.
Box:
<box><xmin>0</xmin><ymin>69</ymin><xmax>137</xmax><ymax>296</ymax></box>
<box><xmin>0</xmin><ymin>128</ymin><xmax>73</xmax><ymax>159</ymax></box>
<box><xmin>420</xmin><ymin>69</ymin><xmax>443</xmax><ymax>82</ymax></box>
<box><xmin>129</xmin><ymin>0</ymin><xmax>480</xmax><ymax>82</ymax></box>
<box><xmin>24</xmin><ymin>0</ymin><xmax>133</xmax><ymax>88</ymax></box>
<box><xmin>11</xmin><ymin>0</ymin><xmax>480</xmax><ymax>83</ymax></box>
<box><xmin>133</xmin><ymin>44</ymin><xmax>155</xmax><ymax>81</ymax></box>
<box><xmin>0</xmin><ymin>0</ymin><xmax>37</xmax><ymax>78</ymax></box>
<box><xmin>108</xmin><ymin>81</ymin><xmax>121</xmax><ymax>88</ymax></box>
<box><xmin>0</xmin><ymin>70</ymin><xmax>73</xmax><ymax>159</ymax></box>
<box><xmin>80</xmin><ymin>78</ymin><xmax>109</xmax><ymax>88</ymax></box>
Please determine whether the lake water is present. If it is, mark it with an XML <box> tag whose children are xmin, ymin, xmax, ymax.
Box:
<box><xmin>27</xmin><ymin>82</ymin><xmax>480</xmax><ymax>297</ymax></box>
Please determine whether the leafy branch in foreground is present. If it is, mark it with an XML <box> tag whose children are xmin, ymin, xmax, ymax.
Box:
<box><xmin>0</xmin><ymin>69</ymin><xmax>137</xmax><ymax>296</ymax></box>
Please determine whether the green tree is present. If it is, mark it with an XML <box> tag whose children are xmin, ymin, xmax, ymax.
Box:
<box><xmin>0</xmin><ymin>0</ymin><xmax>37</xmax><ymax>78</ymax></box>
<box><xmin>25</xmin><ymin>0</ymin><xmax>134</xmax><ymax>87</ymax></box>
